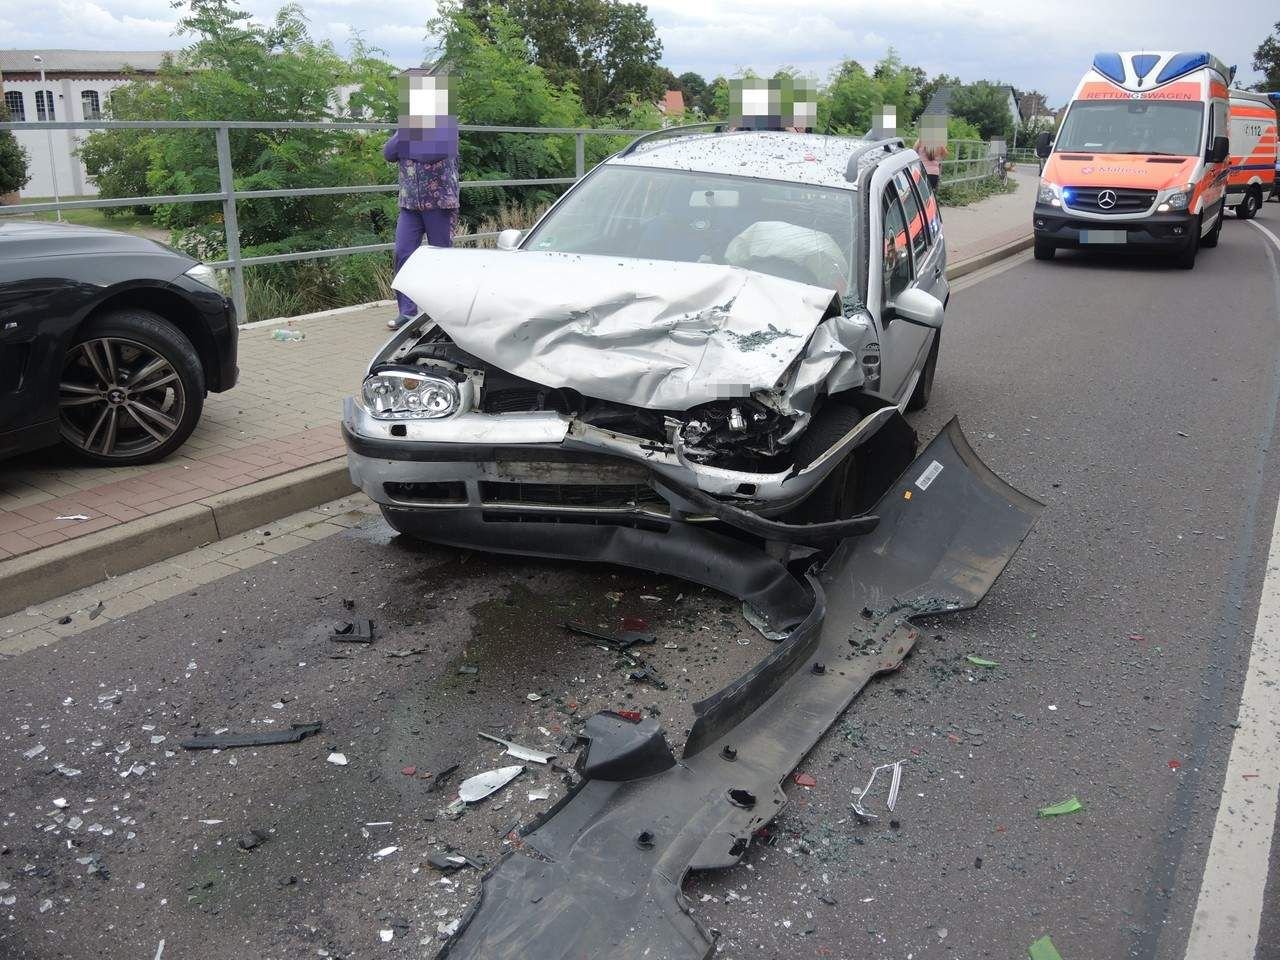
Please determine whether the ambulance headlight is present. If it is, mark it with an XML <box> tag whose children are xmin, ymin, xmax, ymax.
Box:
<box><xmin>1163</xmin><ymin>191</ymin><xmax>1189</xmax><ymax>211</ymax></box>
<box><xmin>1038</xmin><ymin>180</ymin><xmax>1061</xmax><ymax>206</ymax></box>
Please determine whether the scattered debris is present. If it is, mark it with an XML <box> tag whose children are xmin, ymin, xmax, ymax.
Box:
<box><xmin>402</xmin><ymin>766</ymin><xmax>417</xmax><ymax>776</ymax></box>
<box><xmin>378</xmin><ymin>929</ymin><xmax>394</xmax><ymax>943</ymax></box>
<box><xmin>53</xmin><ymin>797</ymin><xmax>68</xmax><ymax>808</ymax></box>
<box><xmin>1028</xmin><ymin>935</ymin><xmax>1064</xmax><ymax>960</ymax></box>
<box><xmin>87</xmin><ymin>601</ymin><xmax>104</xmax><ymax>620</ymax></box>
<box><xmin>327</xmin><ymin>752</ymin><xmax>349</xmax><ymax>766</ymax></box>
<box><xmin>966</xmin><ymin>655</ymin><xmax>999</xmax><ymax>668</ymax></box>
<box><xmin>627</xmin><ymin>662</ymin><xmax>667</xmax><ymax>690</ymax></box>
<box><xmin>428</xmin><ymin>852</ymin><xmax>472</xmax><ymax>872</ymax></box>
<box><xmin>373</xmin><ymin>846</ymin><xmax>398</xmax><ymax>859</ymax></box>
<box><xmin>23</xmin><ymin>744</ymin><xmax>46</xmax><ymax>760</ymax></box>
<box><xmin>238</xmin><ymin>830</ymin><xmax>269</xmax><ymax>852</ymax></box>
<box><xmin>527</xmin><ymin>788</ymin><xmax>551</xmax><ymax>802</ymax></box>
<box><xmin>525</xmin><ymin>693</ymin><xmax>542</xmax><ymax>702</ymax></box>
<box><xmin>458</xmin><ymin>765</ymin><xmax>524</xmax><ymax>803</ymax></box>
<box><xmin>479</xmin><ymin>733</ymin><xmax>557</xmax><ymax>765</ymax></box>
<box><xmin>55</xmin><ymin>514</ymin><xmax>91</xmax><ymax>521</ymax></box>
<box><xmin>386</xmin><ymin>648</ymin><xmax>428</xmax><ymax>658</ymax></box>
<box><xmin>851</xmin><ymin>760</ymin><xmax>906</xmax><ymax>821</ymax></box>
<box><xmin>1168</xmin><ymin>759</ymin><xmax>1181</xmax><ymax>771</ymax></box>
<box><xmin>793</xmin><ymin>772</ymin><xmax>817</xmax><ymax>788</ymax></box>
<box><xmin>565</xmin><ymin>620</ymin><xmax>656</xmax><ymax>652</ymax></box>
<box><xmin>616</xmin><ymin>710</ymin><xmax>643</xmax><ymax>723</ymax></box>
<box><xmin>271</xmin><ymin>328</ymin><xmax>306</xmax><ymax>342</ymax></box>
<box><xmin>424</xmin><ymin>763</ymin><xmax>460</xmax><ymax>793</ymax></box>
<box><xmin>181</xmin><ymin>722</ymin><xmax>322</xmax><ymax>750</ymax></box>
<box><xmin>457</xmin><ymin>665</ymin><xmax>479</xmax><ymax>676</ymax></box>
<box><xmin>331</xmin><ymin>619</ymin><xmax>374</xmax><ymax>643</ymax></box>
<box><xmin>1037</xmin><ymin>797</ymin><xmax>1083</xmax><ymax>819</ymax></box>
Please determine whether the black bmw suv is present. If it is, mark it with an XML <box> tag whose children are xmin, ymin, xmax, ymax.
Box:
<box><xmin>0</xmin><ymin>220</ymin><xmax>238</xmax><ymax>465</ymax></box>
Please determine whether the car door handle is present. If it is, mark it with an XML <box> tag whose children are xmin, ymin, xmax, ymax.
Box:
<box><xmin>933</xmin><ymin>266</ymin><xmax>942</xmax><ymax>279</ymax></box>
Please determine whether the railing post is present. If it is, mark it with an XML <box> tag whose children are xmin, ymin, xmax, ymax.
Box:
<box><xmin>575</xmin><ymin>132</ymin><xmax>585</xmax><ymax>179</ymax></box>
<box><xmin>214</xmin><ymin>125</ymin><xmax>247</xmax><ymax>324</ymax></box>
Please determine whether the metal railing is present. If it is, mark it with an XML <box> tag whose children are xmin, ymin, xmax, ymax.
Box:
<box><xmin>0</xmin><ymin>120</ymin><xmax>636</xmax><ymax>322</ymax></box>
<box><xmin>0</xmin><ymin>120</ymin><xmax>1006</xmax><ymax>321</ymax></box>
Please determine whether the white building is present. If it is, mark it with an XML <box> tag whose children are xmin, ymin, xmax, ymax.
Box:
<box><xmin>0</xmin><ymin>50</ymin><xmax>172</xmax><ymax>199</ymax></box>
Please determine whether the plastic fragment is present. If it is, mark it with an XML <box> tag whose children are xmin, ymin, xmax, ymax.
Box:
<box><xmin>373</xmin><ymin>846</ymin><xmax>398</xmax><ymax>859</ymax></box>
<box><xmin>271</xmin><ymin>328</ymin><xmax>306</xmax><ymax>341</ymax></box>
<box><xmin>327</xmin><ymin>752</ymin><xmax>349</xmax><ymax>766</ymax></box>
<box><xmin>1028</xmin><ymin>935</ymin><xmax>1064</xmax><ymax>960</ymax></box>
<box><xmin>479</xmin><ymin>732</ymin><xmax>557</xmax><ymax>765</ymax></box>
<box><xmin>966</xmin><ymin>655</ymin><xmax>999</xmax><ymax>668</ymax></box>
<box><xmin>793</xmin><ymin>772</ymin><xmax>817</xmax><ymax>788</ymax></box>
<box><xmin>1037</xmin><ymin>797</ymin><xmax>1083</xmax><ymax>818</ymax></box>
<box><xmin>458</xmin><ymin>765</ymin><xmax>524</xmax><ymax>803</ymax></box>
<box><xmin>378</xmin><ymin>929</ymin><xmax>393</xmax><ymax>942</ymax></box>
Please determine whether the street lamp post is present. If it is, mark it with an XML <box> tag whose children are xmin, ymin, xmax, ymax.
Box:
<box><xmin>32</xmin><ymin>55</ymin><xmax>62</xmax><ymax>221</ymax></box>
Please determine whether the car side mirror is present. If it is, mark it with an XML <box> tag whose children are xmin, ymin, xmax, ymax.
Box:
<box><xmin>1034</xmin><ymin>131</ymin><xmax>1053</xmax><ymax>159</ymax></box>
<box><xmin>496</xmin><ymin>229</ymin><xmax>524</xmax><ymax>251</ymax></box>
<box><xmin>1206</xmin><ymin>135</ymin><xmax>1229</xmax><ymax>164</ymax></box>
<box><xmin>886</xmin><ymin>287</ymin><xmax>944</xmax><ymax>329</ymax></box>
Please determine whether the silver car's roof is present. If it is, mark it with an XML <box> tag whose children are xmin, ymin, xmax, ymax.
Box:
<box><xmin>606</xmin><ymin>130</ymin><xmax>901</xmax><ymax>190</ymax></box>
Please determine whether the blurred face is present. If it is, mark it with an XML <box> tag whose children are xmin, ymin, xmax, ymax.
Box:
<box><xmin>399</xmin><ymin>70</ymin><xmax>457</xmax><ymax>148</ymax></box>
<box><xmin>920</xmin><ymin>115</ymin><xmax>947</xmax><ymax>151</ymax></box>
<box><xmin>729</xmin><ymin>76</ymin><xmax>817</xmax><ymax>131</ymax></box>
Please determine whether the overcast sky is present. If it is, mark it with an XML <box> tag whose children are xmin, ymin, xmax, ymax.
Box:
<box><xmin>1</xmin><ymin>0</ymin><xmax>1275</xmax><ymax>105</ymax></box>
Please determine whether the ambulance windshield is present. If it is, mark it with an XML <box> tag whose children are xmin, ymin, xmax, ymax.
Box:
<box><xmin>1056</xmin><ymin>100</ymin><xmax>1204</xmax><ymax>157</ymax></box>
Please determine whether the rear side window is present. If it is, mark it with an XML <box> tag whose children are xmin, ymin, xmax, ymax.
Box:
<box><xmin>910</xmin><ymin>162</ymin><xmax>941</xmax><ymax>239</ymax></box>
<box><xmin>881</xmin><ymin>188</ymin><xmax>912</xmax><ymax>302</ymax></box>
<box><xmin>893</xmin><ymin>170</ymin><xmax>929</xmax><ymax>261</ymax></box>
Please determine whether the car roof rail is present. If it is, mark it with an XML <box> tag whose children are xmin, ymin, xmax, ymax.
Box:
<box><xmin>619</xmin><ymin>122</ymin><xmax>730</xmax><ymax>157</ymax></box>
<box><xmin>844</xmin><ymin>137</ymin><xmax>905</xmax><ymax>182</ymax></box>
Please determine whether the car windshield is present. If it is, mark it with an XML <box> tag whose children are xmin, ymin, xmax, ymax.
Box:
<box><xmin>1055</xmin><ymin>99</ymin><xmax>1205</xmax><ymax>156</ymax></box>
<box><xmin>524</xmin><ymin>164</ymin><xmax>856</xmax><ymax>293</ymax></box>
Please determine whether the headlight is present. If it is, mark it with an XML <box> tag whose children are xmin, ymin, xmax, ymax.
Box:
<box><xmin>1038</xmin><ymin>180</ymin><xmax>1061</xmax><ymax>206</ymax></box>
<box><xmin>361</xmin><ymin>368</ymin><xmax>461</xmax><ymax>420</ymax></box>
<box><xmin>1163</xmin><ymin>191</ymin><xmax>1189</xmax><ymax>210</ymax></box>
<box><xmin>184</xmin><ymin>263</ymin><xmax>222</xmax><ymax>292</ymax></box>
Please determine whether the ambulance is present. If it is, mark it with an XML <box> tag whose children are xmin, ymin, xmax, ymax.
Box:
<box><xmin>1033</xmin><ymin>51</ymin><xmax>1232</xmax><ymax>269</ymax></box>
<box><xmin>1224</xmin><ymin>89</ymin><xmax>1277</xmax><ymax>220</ymax></box>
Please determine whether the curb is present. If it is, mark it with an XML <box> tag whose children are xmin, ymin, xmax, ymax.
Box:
<box><xmin>946</xmin><ymin>234</ymin><xmax>1035</xmax><ymax>280</ymax></box>
<box><xmin>0</xmin><ymin>233</ymin><xmax>1035</xmax><ymax>617</ymax></box>
<box><xmin>0</xmin><ymin>459</ymin><xmax>355</xmax><ymax>618</ymax></box>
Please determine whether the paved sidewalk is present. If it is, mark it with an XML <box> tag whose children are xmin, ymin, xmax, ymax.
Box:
<box><xmin>0</xmin><ymin>178</ymin><xmax>1032</xmax><ymax>609</ymax></box>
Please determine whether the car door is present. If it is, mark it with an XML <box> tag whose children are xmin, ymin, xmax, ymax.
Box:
<box><xmin>875</xmin><ymin>177</ymin><xmax>932</xmax><ymax>403</ymax></box>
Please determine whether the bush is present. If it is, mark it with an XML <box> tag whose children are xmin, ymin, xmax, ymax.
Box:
<box><xmin>0</xmin><ymin>100</ymin><xmax>30</xmax><ymax>198</ymax></box>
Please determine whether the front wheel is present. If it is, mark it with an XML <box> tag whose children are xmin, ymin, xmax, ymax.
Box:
<box><xmin>906</xmin><ymin>331</ymin><xmax>940</xmax><ymax>412</ymax></box>
<box><xmin>1175</xmin><ymin>218</ymin><xmax>1200</xmax><ymax>270</ymax></box>
<box><xmin>59</xmin><ymin>309</ymin><xmax>205</xmax><ymax>465</ymax></box>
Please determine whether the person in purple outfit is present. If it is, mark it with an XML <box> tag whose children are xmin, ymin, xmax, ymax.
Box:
<box><xmin>384</xmin><ymin>68</ymin><xmax>460</xmax><ymax>330</ymax></box>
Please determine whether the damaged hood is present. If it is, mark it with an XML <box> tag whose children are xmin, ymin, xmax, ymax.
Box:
<box><xmin>393</xmin><ymin>247</ymin><xmax>845</xmax><ymax>411</ymax></box>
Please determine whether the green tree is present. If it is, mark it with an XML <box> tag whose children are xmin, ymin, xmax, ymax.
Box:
<box><xmin>950</xmin><ymin>81</ymin><xmax>1015</xmax><ymax>142</ymax></box>
<box><xmin>80</xmin><ymin>0</ymin><xmax>397</xmax><ymax>259</ymax></box>
<box><xmin>479</xmin><ymin>0</ymin><xmax>666</xmax><ymax>116</ymax></box>
<box><xmin>0</xmin><ymin>98</ymin><xmax>31</xmax><ymax>198</ymax></box>
<box><xmin>1254</xmin><ymin>21</ymin><xmax>1280</xmax><ymax>90</ymax></box>
<box><xmin>917</xmin><ymin>72</ymin><xmax>960</xmax><ymax>118</ymax></box>
<box><xmin>677</xmin><ymin>72</ymin><xmax>708</xmax><ymax>115</ymax></box>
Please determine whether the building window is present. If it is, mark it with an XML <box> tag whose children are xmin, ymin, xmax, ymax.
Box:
<box><xmin>3</xmin><ymin>90</ymin><xmax>23</xmax><ymax>122</ymax></box>
<box><xmin>35</xmin><ymin>90</ymin><xmax>56</xmax><ymax>122</ymax></box>
<box><xmin>80</xmin><ymin>90</ymin><xmax>101</xmax><ymax>120</ymax></box>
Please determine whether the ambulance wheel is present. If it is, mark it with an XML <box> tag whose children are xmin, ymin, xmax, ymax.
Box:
<box><xmin>1175</xmin><ymin>219</ymin><xmax>1200</xmax><ymax>270</ymax></box>
<box><xmin>1202</xmin><ymin>209</ymin><xmax>1222</xmax><ymax>248</ymax></box>
<box><xmin>1033</xmin><ymin>241</ymin><xmax>1055</xmax><ymax>261</ymax></box>
<box><xmin>1237</xmin><ymin>188</ymin><xmax>1261</xmax><ymax>221</ymax></box>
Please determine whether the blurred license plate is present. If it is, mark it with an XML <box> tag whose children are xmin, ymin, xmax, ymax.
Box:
<box><xmin>1081</xmin><ymin>229</ymin><xmax>1126</xmax><ymax>244</ymax></box>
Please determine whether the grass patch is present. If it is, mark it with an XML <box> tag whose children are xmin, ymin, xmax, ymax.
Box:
<box><xmin>16</xmin><ymin>198</ymin><xmax>157</xmax><ymax>233</ymax></box>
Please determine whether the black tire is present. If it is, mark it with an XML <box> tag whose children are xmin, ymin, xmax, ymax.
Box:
<box><xmin>59</xmin><ymin>309</ymin><xmax>205</xmax><ymax>466</ymax></box>
<box><xmin>1202</xmin><ymin>207</ymin><xmax>1223</xmax><ymax>248</ymax></box>
<box><xmin>1033</xmin><ymin>241</ymin><xmax>1055</xmax><ymax>261</ymax></box>
<box><xmin>1175</xmin><ymin>217</ymin><xmax>1200</xmax><ymax>269</ymax></box>
<box><xmin>1237</xmin><ymin>187</ymin><xmax>1261</xmax><ymax>221</ymax></box>
<box><xmin>906</xmin><ymin>331</ymin><xmax>940</xmax><ymax>412</ymax></box>
<box><xmin>782</xmin><ymin>398</ymin><xmax>865</xmax><ymax>524</ymax></box>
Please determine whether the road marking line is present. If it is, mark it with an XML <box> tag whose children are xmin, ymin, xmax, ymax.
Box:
<box><xmin>1184</xmin><ymin>217</ymin><xmax>1280</xmax><ymax>959</ymax></box>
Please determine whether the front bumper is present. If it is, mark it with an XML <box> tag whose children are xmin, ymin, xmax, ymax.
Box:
<box><xmin>342</xmin><ymin>397</ymin><xmax>899</xmax><ymax>534</ymax></box>
<box><xmin>1032</xmin><ymin>203</ymin><xmax>1197</xmax><ymax>250</ymax></box>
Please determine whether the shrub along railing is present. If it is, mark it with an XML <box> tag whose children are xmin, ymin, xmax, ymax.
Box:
<box><xmin>0</xmin><ymin>120</ymin><xmax>1006</xmax><ymax>322</ymax></box>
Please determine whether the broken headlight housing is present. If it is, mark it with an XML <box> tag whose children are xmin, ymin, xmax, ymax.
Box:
<box><xmin>361</xmin><ymin>367</ymin><xmax>461</xmax><ymax>420</ymax></box>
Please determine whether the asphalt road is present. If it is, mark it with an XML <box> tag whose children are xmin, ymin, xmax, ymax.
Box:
<box><xmin>2</xmin><ymin>205</ymin><xmax>1280</xmax><ymax>960</ymax></box>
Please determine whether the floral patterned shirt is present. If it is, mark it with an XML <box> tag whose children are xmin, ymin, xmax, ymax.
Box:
<box><xmin>384</xmin><ymin>131</ymin><xmax>460</xmax><ymax>211</ymax></box>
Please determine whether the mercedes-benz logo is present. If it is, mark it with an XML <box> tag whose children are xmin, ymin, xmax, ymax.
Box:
<box><xmin>1097</xmin><ymin>189</ymin><xmax>1118</xmax><ymax>209</ymax></box>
